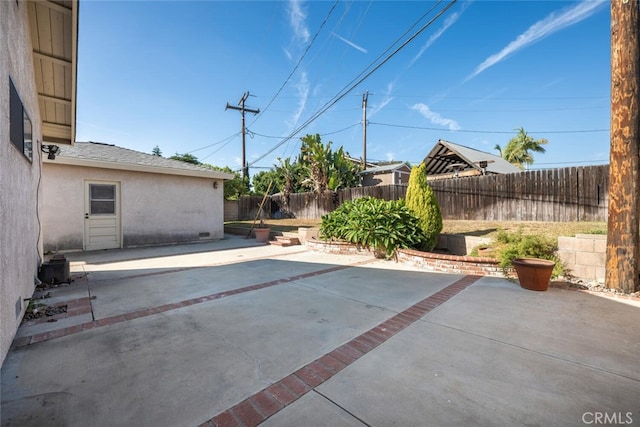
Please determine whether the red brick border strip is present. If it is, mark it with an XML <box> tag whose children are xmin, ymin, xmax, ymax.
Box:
<box><xmin>203</xmin><ymin>274</ymin><xmax>482</xmax><ymax>427</ymax></box>
<box><xmin>11</xmin><ymin>258</ymin><xmax>377</xmax><ymax>349</ymax></box>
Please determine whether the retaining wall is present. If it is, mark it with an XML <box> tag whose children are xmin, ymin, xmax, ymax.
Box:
<box><xmin>306</xmin><ymin>233</ymin><xmax>607</xmax><ymax>283</ymax></box>
<box><xmin>558</xmin><ymin>234</ymin><xmax>606</xmax><ymax>283</ymax></box>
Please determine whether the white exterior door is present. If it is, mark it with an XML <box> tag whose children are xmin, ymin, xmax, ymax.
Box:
<box><xmin>84</xmin><ymin>181</ymin><xmax>121</xmax><ymax>251</ymax></box>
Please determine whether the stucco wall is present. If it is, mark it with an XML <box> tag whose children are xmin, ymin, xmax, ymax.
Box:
<box><xmin>1</xmin><ymin>1</ymin><xmax>43</xmax><ymax>366</ymax></box>
<box><xmin>42</xmin><ymin>163</ymin><xmax>226</xmax><ymax>251</ymax></box>
<box><xmin>362</xmin><ymin>172</ymin><xmax>395</xmax><ymax>187</ymax></box>
<box><xmin>361</xmin><ymin>169</ymin><xmax>411</xmax><ymax>187</ymax></box>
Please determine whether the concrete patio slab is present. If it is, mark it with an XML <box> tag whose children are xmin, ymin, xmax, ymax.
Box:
<box><xmin>2</xmin><ymin>235</ymin><xmax>639</xmax><ymax>426</ymax></box>
<box><xmin>316</xmin><ymin>317</ymin><xmax>640</xmax><ymax>427</ymax></box>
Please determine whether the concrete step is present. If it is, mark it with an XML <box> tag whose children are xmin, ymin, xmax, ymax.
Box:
<box><xmin>282</xmin><ymin>231</ymin><xmax>301</xmax><ymax>240</ymax></box>
<box><xmin>268</xmin><ymin>235</ymin><xmax>301</xmax><ymax>247</ymax></box>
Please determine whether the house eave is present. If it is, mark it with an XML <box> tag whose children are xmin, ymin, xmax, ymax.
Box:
<box><xmin>44</xmin><ymin>157</ymin><xmax>236</xmax><ymax>180</ymax></box>
<box><xmin>29</xmin><ymin>0</ymin><xmax>79</xmax><ymax>146</ymax></box>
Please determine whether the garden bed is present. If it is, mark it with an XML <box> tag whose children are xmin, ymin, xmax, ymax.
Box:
<box><xmin>306</xmin><ymin>238</ymin><xmax>508</xmax><ymax>277</ymax></box>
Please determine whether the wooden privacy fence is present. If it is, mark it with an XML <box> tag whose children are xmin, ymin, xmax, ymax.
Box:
<box><xmin>234</xmin><ymin>165</ymin><xmax>609</xmax><ymax>222</ymax></box>
<box><xmin>429</xmin><ymin>165</ymin><xmax>609</xmax><ymax>222</ymax></box>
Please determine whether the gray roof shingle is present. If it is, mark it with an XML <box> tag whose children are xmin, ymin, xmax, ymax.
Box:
<box><xmin>53</xmin><ymin>141</ymin><xmax>233</xmax><ymax>179</ymax></box>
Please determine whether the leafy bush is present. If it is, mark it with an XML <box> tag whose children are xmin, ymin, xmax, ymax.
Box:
<box><xmin>493</xmin><ymin>229</ymin><xmax>566</xmax><ymax>278</ymax></box>
<box><xmin>320</xmin><ymin>197</ymin><xmax>426</xmax><ymax>259</ymax></box>
<box><xmin>405</xmin><ymin>162</ymin><xmax>442</xmax><ymax>251</ymax></box>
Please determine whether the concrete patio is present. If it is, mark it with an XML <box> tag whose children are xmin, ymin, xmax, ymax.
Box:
<box><xmin>1</xmin><ymin>235</ymin><xmax>639</xmax><ymax>426</ymax></box>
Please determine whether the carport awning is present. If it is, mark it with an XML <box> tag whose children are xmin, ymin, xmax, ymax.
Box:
<box><xmin>28</xmin><ymin>0</ymin><xmax>79</xmax><ymax>146</ymax></box>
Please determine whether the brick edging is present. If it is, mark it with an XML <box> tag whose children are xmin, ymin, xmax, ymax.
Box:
<box><xmin>305</xmin><ymin>239</ymin><xmax>505</xmax><ymax>277</ymax></box>
<box><xmin>203</xmin><ymin>275</ymin><xmax>482</xmax><ymax>427</ymax></box>
<box><xmin>396</xmin><ymin>249</ymin><xmax>505</xmax><ymax>277</ymax></box>
<box><xmin>11</xmin><ymin>258</ymin><xmax>378</xmax><ymax>349</ymax></box>
<box><xmin>20</xmin><ymin>297</ymin><xmax>93</xmax><ymax>327</ymax></box>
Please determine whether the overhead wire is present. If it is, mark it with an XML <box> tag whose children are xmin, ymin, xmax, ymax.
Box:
<box><xmin>248</xmin><ymin>0</ymin><xmax>340</xmax><ymax>128</ymax></box>
<box><xmin>199</xmin><ymin>135</ymin><xmax>241</xmax><ymax>162</ymax></box>
<box><xmin>187</xmin><ymin>132</ymin><xmax>240</xmax><ymax>154</ymax></box>
<box><xmin>369</xmin><ymin>121</ymin><xmax>609</xmax><ymax>134</ymax></box>
<box><xmin>248</xmin><ymin>0</ymin><xmax>459</xmax><ymax>167</ymax></box>
<box><xmin>250</xmin><ymin>122</ymin><xmax>361</xmax><ymax>140</ymax></box>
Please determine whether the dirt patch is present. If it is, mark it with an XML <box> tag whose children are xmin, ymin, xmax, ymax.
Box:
<box><xmin>22</xmin><ymin>303</ymin><xmax>67</xmax><ymax>323</ymax></box>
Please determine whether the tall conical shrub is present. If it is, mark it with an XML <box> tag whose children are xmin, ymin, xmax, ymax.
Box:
<box><xmin>405</xmin><ymin>162</ymin><xmax>442</xmax><ymax>251</ymax></box>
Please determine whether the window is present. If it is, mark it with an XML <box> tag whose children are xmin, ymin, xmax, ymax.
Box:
<box><xmin>89</xmin><ymin>184</ymin><xmax>116</xmax><ymax>215</ymax></box>
<box><xmin>9</xmin><ymin>78</ymin><xmax>33</xmax><ymax>162</ymax></box>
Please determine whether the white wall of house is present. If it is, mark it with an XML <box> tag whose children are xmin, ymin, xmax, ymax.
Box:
<box><xmin>42</xmin><ymin>163</ymin><xmax>226</xmax><ymax>252</ymax></box>
<box><xmin>0</xmin><ymin>1</ymin><xmax>43</xmax><ymax>366</ymax></box>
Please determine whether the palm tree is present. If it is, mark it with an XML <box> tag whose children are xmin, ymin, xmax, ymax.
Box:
<box><xmin>495</xmin><ymin>128</ymin><xmax>548</xmax><ymax>170</ymax></box>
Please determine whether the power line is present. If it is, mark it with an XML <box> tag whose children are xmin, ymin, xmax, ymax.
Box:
<box><xmin>187</xmin><ymin>132</ymin><xmax>240</xmax><ymax>154</ymax></box>
<box><xmin>390</xmin><ymin>95</ymin><xmax>609</xmax><ymax>100</ymax></box>
<box><xmin>248</xmin><ymin>122</ymin><xmax>360</xmax><ymax>139</ymax></box>
<box><xmin>381</xmin><ymin>106</ymin><xmax>608</xmax><ymax>113</ymax></box>
<box><xmin>248</xmin><ymin>0</ymin><xmax>458</xmax><ymax>167</ymax></box>
<box><xmin>534</xmin><ymin>159</ymin><xmax>609</xmax><ymax>165</ymax></box>
<box><xmin>199</xmin><ymin>137</ymin><xmax>238</xmax><ymax>163</ymax></box>
<box><xmin>248</xmin><ymin>0</ymin><xmax>340</xmax><ymax>127</ymax></box>
<box><xmin>369</xmin><ymin>121</ymin><xmax>609</xmax><ymax>134</ymax></box>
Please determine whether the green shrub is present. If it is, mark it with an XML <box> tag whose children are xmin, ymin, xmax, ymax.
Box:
<box><xmin>320</xmin><ymin>197</ymin><xmax>426</xmax><ymax>259</ymax></box>
<box><xmin>405</xmin><ymin>162</ymin><xmax>442</xmax><ymax>251</ymax></box>
<box><xmin>583</xmin><ymin>228</ymin><xmax>607</xmax><ymax>235</ymax></box>
<box><xmin>494</xmin><ymin>229</ymin><xmax>566</xmax><ymax>278</ymax></box>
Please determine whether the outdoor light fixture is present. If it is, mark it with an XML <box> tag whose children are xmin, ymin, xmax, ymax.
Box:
<box><xmin>41</xmin><ymin>144</ymin><xmax>60</xmax><ymax>160</ymax></box>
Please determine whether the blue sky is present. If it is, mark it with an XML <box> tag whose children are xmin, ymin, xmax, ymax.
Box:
<box><xmin>76</xmin><ymin>0</ymin><xmax>610</xmax><ymax>174</ymax></box>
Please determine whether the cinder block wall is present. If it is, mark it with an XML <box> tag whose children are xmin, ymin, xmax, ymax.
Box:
<box><xmin>224</xmin><ymin>200</ymin><xmax>239</xmax><ymax>221</ymax></box>
<box><xmin>436</xmin><ymin>234</ymin><xmax>492</xmax><ymax>256</ymax></box>
<box><xmin>558</xmin><ymin>234</ymin><xmax>606</xmax><ymax>283</ymax></box>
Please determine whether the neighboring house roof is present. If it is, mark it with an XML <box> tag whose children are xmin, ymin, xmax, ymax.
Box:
<box><xmin>345</xmin><ymin>155</ymin><xmax>377</xmax><ymax>169</ymax></box>
<box><xmin>423</xmin><ymin>139</ymin><xmax>521</xmax><ymax>176</ymax></box>
<box><xmin>360</xmin><ymin>163</ymin><xmax>411</xmax><ymax>176</ymax></box>
<box><xmin>44</xmin><ymin>141</ymin><xmax>235</xmax><ymax>180</ymax></box>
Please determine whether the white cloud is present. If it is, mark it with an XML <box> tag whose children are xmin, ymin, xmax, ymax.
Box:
<box><xmin>370</xmin><ymin>81</ymin><xmax>395</xmax><ymax>118</ymax></box>
<box><xmin>287</xmin><ymin>71</ymin><xmax>309</xmax><ymax>129</ymax></box>
<box><xmin>465</xmin><ymin>0</ymin><xmax>606</xmax><ymax>82</ymax></box>
<box><xmin>411</xmin><ymin>103</ymin><xmax>461</xmax><ymax>131</ymax></box>
<box><xmin>386</xmin><ymin>152</ymin><xmax>395</xmax><ymax>162</ymax></box>
<box><xmin>409</xmin><ymin>3</ymin><xmax>469</xmax><ymax>67</ymax></box>
<box><xmin>288</xmin><ymin>0</ymin><xmax>310</xmax><ymax>44</ymax></box>
<box><xmin>331</xmin><ymin>32</ymin><xmax>367</xmax><ymax>54</ymax></box>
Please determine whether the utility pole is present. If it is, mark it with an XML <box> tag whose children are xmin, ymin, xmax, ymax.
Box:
<box><xmin>362</xmin><ymin>91</ymin><xmax>368</xmax><ymax>170</ymax></box>
<box><xmin>606</xmin><ymin>0</ymin><xmax>640</xmax><ymax>293</ymax></box>
<box><xmin>226</xmin><ymin>91</ymin><xmax>260</xmax><ymax>189</ymax></box>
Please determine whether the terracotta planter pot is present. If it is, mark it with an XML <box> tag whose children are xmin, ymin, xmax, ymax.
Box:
<box><xmin>512</xmin><ymin>258</ymin><xmax>555</xmax><ymax>291</ymax></box>
<box><xmin>254</xmin><ymin>228</ymin><xmax>271</xmax><ymax>243</ymax></box>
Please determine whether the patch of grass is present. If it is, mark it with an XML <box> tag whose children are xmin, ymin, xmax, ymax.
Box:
<box><xmin>225</xmin><ymin>219</ymin><xmax>322</xmax><ymax>233</ymax></box>
<box><xmin>440</xmin><ymin>220</ymin><xmax>606</xmax><ymax>241</ymax></box>
<box><xmin>226</xmin><ymin>218</ymin><xmax>607</xmax><ymax>241</ymax></box>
